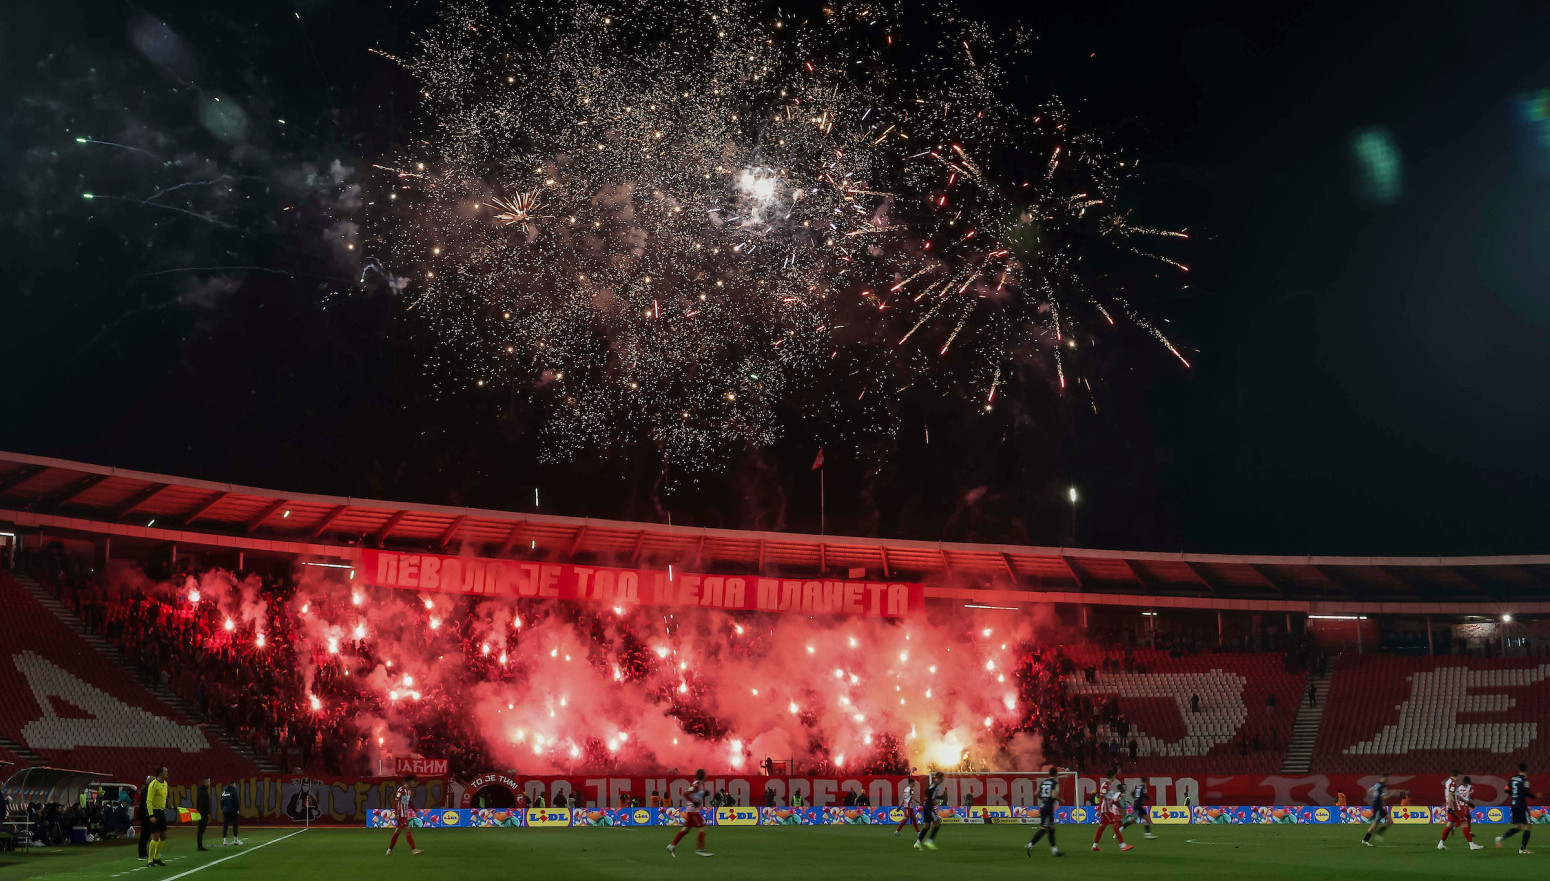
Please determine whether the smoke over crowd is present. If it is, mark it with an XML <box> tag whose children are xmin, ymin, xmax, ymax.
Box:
<box><xmin>103</xmin><ymin>559</ymin><xmax>1085</xmax><ymax>778</ymax></box>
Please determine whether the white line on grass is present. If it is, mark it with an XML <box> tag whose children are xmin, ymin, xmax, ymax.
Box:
<box><xmin>160</xmin><ymin>829</ymin><xmax>309</xmax><ymax>881</ymax></box>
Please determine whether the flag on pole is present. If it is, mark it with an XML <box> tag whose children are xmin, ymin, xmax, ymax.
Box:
<box><xmin>811</xmin><ymin>448</ymin><xmax>824</xmax><ymax>471</ymax></box>
<box><xmin>177</xmin><ymin>807</ymin><xmax>202</xmax><ymax>824</ymax></box>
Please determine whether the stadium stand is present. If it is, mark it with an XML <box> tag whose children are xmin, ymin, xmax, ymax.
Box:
<box><xmin>0</xmin><ymin>572</ymin><xmax>264</xmax><ymax>781</ymax></box>
<box><xmin>1063</xmin><ymin>649</ymin><xmax>1305</xmax><ymax>774</ymax></box>
<box><xmin>1313</xmin><ymin>654</ymin><xmax>1550</xmax><ymax>774</ymax></box>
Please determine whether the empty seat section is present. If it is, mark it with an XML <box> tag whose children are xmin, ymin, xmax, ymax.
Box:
<box><xmin>1063</xmin><ymin>648</ymin><xmax>1305</xmax><ymax>774</ymax></box>
<box><xmin>0</xmin><ymin>572</ymin><xmax>262</xmax><ymax>781</ymax></box>
<box><xmin>1313</xmin><ymin>655</ymin><xmax>1550</xmax><ymax>774</ymax></box>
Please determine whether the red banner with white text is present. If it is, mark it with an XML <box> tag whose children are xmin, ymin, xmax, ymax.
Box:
<box><xmin>395</xmin><ymin>757</ymin><xmax>449</xmax><ymax>776</ymax></box>
<box><xmin>359</xmin><ymin>550</ymin><xmax>923</xmax><ymax>617</ymax></box>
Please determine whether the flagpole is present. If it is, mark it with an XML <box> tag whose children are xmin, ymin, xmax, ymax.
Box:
<box><xmin>820</xmin><ymin>466</ymin><xmax>826</xmax><ymax>536</ymax></box>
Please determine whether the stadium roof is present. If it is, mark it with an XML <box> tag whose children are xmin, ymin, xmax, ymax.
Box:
<box><xmin>2</xmin><ymin>450</ymin><xmax>1547</xmax><ymax>614</ymax></box>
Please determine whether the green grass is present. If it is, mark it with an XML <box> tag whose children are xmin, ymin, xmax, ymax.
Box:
<box><xmin>0</xmin><ymin>823</ymin><xmax>1535</xmax><ymax>881</ymax></box>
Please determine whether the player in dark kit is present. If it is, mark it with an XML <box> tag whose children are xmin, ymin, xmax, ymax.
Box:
<box><xmin>1361</xmin><ymin>773</ymin><xmax>1406</xmax><ymax>846</ymax></box>
<box><xmin>913</xmin><ymin>771</ymin><xmax>945</xmax><ymax>851</ymax></box>
<box><xmin>1494</xmin><ymin>763</ymin><xmax>1535</xmax><ymax>855</ymax></box>
<box><xmin>1121</xmin><ymin>779</ymin><xmax>1157</xmax><ymax>840</ymax></box>
<box><xmin>1025</xmin><ymin>767</ymin><xmax>1066</xmax><ymax>857</ymax></box>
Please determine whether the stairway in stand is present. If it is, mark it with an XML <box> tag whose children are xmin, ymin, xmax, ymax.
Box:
<box><xmin>1</xmin><ymin>732</ymin><xmax>45</xmax><ymax>765</ymax></box>
<box><xmin>9</xmin><ymin>573</ymin><xmax>282</xmax><ymax>775</ymax></box>
<box><xmin>1280</xmin><ymin>661</ymin><xmax>1334</xmax><ymax>774</ymax></box>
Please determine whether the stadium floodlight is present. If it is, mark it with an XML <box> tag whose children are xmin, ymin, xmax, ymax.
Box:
<box><xmin>1068</xmin><ymin>486</ymin><xmax>1078</xmax><ymax>503</ymax></box>
<box><xmin>1502</xmin><ymin>613</ymin><xmax>1513</xmax><ymax>623</ymax></box>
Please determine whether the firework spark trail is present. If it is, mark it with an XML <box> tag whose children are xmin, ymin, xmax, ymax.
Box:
<box><xmin>1120</xmin><ymin>301</ymin><xmax>1192</xmax><ymax>368</ymax></box>
<box><xmin>899</xmin><ymin>298</ymin><xmax>947</xmax><ymax>346</ymax></box>
<box><xmin>362</xmin><ymin>0</ymin><xmax>1190</xmax><ymax>465</ymax></box>
<box><xmin>1132</xmin><ymin>250</ymin><xmax>1191</xmax><ymax>272</ymax></box>
<box><xmin>939</xmin><ymin>305</ymin><xmax>973</xmax><ymax>355</ymax></box>
<box><xmin>131</xmin><ymin>265</ymin><xmax>291</xmax><ymax>279</ymax></box>
<box><xmin>74</xmin><ymin>136</ymin><xmax>162</xmax><ymax>159</ymax></box>
<box><xmin>82</xmin><ymin>192</ymin><xmax>238</xmax><ymax>228</ymax></box>
<box><xmin>142</xmin><ymin>175</ymin><xmax>244</xmax><ymax>204</ymax></box>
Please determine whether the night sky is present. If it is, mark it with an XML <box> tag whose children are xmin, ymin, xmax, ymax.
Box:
<box><xmin>2</xmin><ymin>1</ymin><xmax>1548</xmax><ymax>556</ymax></box>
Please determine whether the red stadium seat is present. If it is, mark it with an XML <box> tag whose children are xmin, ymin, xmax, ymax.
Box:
<box><xmin>0</xmin><ymin>573</ymin><xmax>264</xmax><ymax>782</ymax></box>
<box><xmin>1062</xmin><ymin>648</ymin><xmax>1305</xmax><ymax>774</ymax></box>
<box><xmin>1313</xmin><ymin>654</ymin><xmax>1550</xmax><ymax>775</ymax></box>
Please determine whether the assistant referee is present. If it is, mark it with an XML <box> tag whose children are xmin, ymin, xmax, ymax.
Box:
<box><xmin>146</xmin><ymin>766</ymin><xmax>169</xmax><ymax>867</ymax></box>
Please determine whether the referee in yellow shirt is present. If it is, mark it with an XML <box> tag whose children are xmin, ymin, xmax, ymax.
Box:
<box><xmin>146</xmin><ymin>766</ymin><xmax>169</xmax><ymax>867</ymax></box>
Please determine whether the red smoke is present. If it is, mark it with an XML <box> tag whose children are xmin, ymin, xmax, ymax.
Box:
<box><xmin>122</xmin><ymin>562</ymin><xmax>1059</xmax><ymax>776</ymax></box>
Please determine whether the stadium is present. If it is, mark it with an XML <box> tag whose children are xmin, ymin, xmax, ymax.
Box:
<box><xmin>5</xmin><ymin>1</ymin><xmax>1550</xmax><ymax>880</ymax></box>
<box><xmin>1</xmin><ymin>450</ymin><xmax>1545</xmax><ymax>878</ymax></box>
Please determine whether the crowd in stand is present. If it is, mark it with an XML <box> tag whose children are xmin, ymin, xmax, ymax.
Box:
<box><xmin>35</xmin><ymin>557</ymin><xmax>661</xmax><ymax>776</ymax></box>
<box><xmin>23</xmin><ymin>547</ymin><xmax>1318</xmax><ymax>781</ymax></box>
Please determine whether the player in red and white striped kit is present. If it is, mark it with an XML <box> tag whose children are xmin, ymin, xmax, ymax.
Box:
<box><xmin>386</xmin><ymin>774</ymin><xmax>424</xmax><ymax>856</ymax></box>
<box><xmin>667</xmin><ymin>769</ymin><xmax>713</xmax><ymax>858</ymax></box>
<box><xmin>1438</xmin><ymin>771</ymin><xmax>1484</xmax><ymax>851</ymax></box>
<box><xmin>1092</xmin><ymin>768</ymin><xmax>1135</xmax><ymax>852</ymax></box>
<box><xmin>893</xmin><ymin>778</ymin><xmax>920</xmax><ymax>837</ymax></box>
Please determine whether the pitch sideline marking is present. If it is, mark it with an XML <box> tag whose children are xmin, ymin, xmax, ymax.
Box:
<box><xmin>159</xmin><ymin>829</ymin><xmax>309</xmax><ymax>881</ymax></box>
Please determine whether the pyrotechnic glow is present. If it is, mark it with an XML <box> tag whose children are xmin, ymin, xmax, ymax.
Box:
<box><xmin>363</xmin><ymin>0</ymin><xmax>1190</xmax><ymax>467</ymax></box>
<box><xmin>223</xmin><ymin>618</ymin><xmax>235</xmax><ymax>631</ymax></box>
<box><xmin>188</xmin><ymin>590</ymin><xmax>201</xmax><ymax>603</ymax></box>
<box><xmin>151</xmin><ymin>563</ymin><xmax>1060</xmax><ymax>778</ymax></box>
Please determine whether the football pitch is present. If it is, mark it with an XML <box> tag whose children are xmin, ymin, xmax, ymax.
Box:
<box><xmin>0</xmin><ymin>824</ymin><xmax>1533</xmax><ymax>881</ymax></box>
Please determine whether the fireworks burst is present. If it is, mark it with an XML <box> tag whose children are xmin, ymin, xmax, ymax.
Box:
<box><xmin>487</xmin><ymin>190</ymin><xmax>551</xmax><ymax>231</ymax></box>
<box><xmin>362</xmin><ymin>0</ymin><xmax>1189</xmax><ymax>466</ymax></box>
